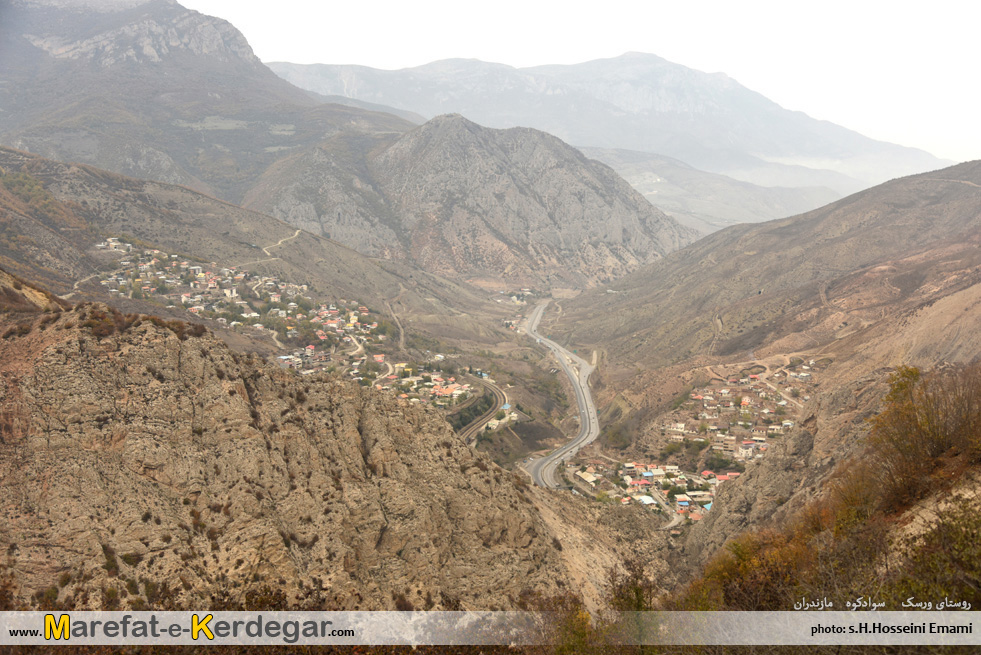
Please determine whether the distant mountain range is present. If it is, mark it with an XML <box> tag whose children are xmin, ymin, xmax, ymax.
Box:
<box><xmin>0</xmin><ymin>0</ymin><xmax>694</xmax><ymax>285</ymax></box>
<box><xmin>270</xmin><ymin>55</ymin><xmax>951</xmax><ymax>196</ymax></box>
<box><xmin>579</xmin><ymin>147</ymin><xmax>841</xmax><ymax>233</ymax></box>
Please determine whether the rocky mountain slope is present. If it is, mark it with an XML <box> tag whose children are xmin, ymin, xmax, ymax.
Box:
<box><xmin>269</xmin><ymin>53</ymin><xmax>950</xmax><ymax>195</ymax></box>
<box><xmin>0</xmin><ymin>278</ymin><xmax>552</xmax><ymax>610</ymax></box>
<box><xmin>682</xmin><ymin>234</ymin><xmax>981</xmax><ymax>564</ymax></box>
<box><xmin>0</xmin><ymin>0</ymin><xmax>426</xmax><ymax>207</ymax></box>
<box><xmin>546</xmin><ymin>161</ymin><xmax>981</xmax><ymax>570</ymax></box>
<box><xmin>245</xmin><ymin>114</ymin><xmax>698</xmax><ymax>287</ymax></box>
<box><xmin>0</xmin><ymin>272</ymin><xmax>669</xmax><ymax>611</ymax></box>
<box><xmin>555</xmin><ymin>161</ymin><xmax>981</xmax><ymax>370</ymax></box>
<box><xmin>0</xmin><ymin>157</ymin><xmax>102</xmax><ymax>292</ymax></box>
<box><xmin>0</xmin><ymin>146</ymin><xmax>492</xmax><ymax>331</ymax></box>
<box><xmin>0</xmin><ymin>0</ymin><xmax>323</xmax><ymax>199</ymax></box>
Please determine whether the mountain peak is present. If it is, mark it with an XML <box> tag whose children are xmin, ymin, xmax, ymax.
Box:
<box><xmin>411</xmin><ymin>58</ymin><xmax>515</xmax><ymax>74</ymax></box>
<box><xmin>11</xmin><ymin>0</ymin><xmax>261</xmax><ymax>68</ymax></box>
<box><xmin>423</xmin><ymin>112</ymin><xmax>477</xmax><ymax>129</ymax></box>
<box><xmin>613</xmin><ymin>51</ymin><xmax>669</xmax><ymax>62</ymax></box>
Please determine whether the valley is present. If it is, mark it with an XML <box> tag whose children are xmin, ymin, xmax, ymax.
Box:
<box><xmin>2</xmin><ymin>1</ymin><xmax>981</xmax><ymax>648</ymax></box>
<box><xmin>523</xmin><ymin>300</ymin><xmax>599</xmax><ymax>489</ymax></box>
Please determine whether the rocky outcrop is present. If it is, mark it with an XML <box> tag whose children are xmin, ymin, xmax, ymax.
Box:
<box><xmin>21</xmin><ymin>0</ymin><xmax>260</xmax><ymax>68</ymax></box>
<box><xmin>0</xmin><ymin>302</ymin><xmax>565</xmax><ymax>609</ymax></box>
<box><xmin>248</xmin><ymin>115</ymin><xmax>699</xmax><ymax>286</ymax></box>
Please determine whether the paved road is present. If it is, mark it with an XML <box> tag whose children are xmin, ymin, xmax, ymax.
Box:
<box><xmin>457</xmin><ymin>377</ymin><xmax>508</xmax><ymax>445</ymax></box>
<box><xmin>524</xmin><ymin>300</ymin><xmax>599</xmax><ymax>488</ymax></box>
<box><xmin>649</xmin><ymin>491</ymin><xmax>686</xmax><ymax>530</ymax></box>
<box><xmin>375</xmin><ymin>361</ymin><xmax>394</xmax><ymax>381</ymax></box>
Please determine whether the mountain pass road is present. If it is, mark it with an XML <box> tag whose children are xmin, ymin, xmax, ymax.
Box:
<box><xmin>524</xmin><ymin>300</ymin><xmax>599</xmax><ymax>488</ymax></box>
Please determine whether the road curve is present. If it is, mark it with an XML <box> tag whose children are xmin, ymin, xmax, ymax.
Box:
<box><xmin>525</xmin><ymin>300</ymin><xmax>600</xmax><ymax>488</ymax></box>
<box><xmin>457</xmin><ymin>377</ymin><xmax>508</xmax><ymax>445</ymax></box>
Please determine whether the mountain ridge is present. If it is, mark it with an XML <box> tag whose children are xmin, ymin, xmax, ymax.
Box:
<box><xmin>0</xmin><ymin>144</ymin><xmax>496</xmax><ymax>332</ymax></box>
<box><xmin>1</xmin><ymin>2</ymin><xmax>695</xmax><ymax>286</ymax></box>
<box><xmin>553</xmin><ymin>160</ymin><xmax>981</xmax><ymax>369</ymax></box>
<box><xmin>580</xmin><ymin>146</ymin><xmax>841</xmax><ymax>233</ymax></box>
<box><xmin>269</xmin><ymin>53</ymin><xmax>950</xmax><ymax>195</ymax></box>
<box><xmin>244</xmin><ymin>113</ymin><xmax>699</xmax><ymax>287</ymax></box>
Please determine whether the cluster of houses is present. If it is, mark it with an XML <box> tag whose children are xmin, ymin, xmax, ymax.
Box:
<box><xmin>659</xmin><ymin>367</ymin><xmax>817</xmax><ymax>463</ymax></box>
<box><xmin>92</xmin><ymin>241</ymin><xmax>387</xmax><ymax>370</ymax></box>
<box><xmin>492</xmin><ymin>288</ymin><xmax>536</xmax><ymax>306</ymax></box>
<box><xmin>572</xmin><ymin>459</ymin><xmax>743</xmax><ymax>520</ymax></box>
<box><xmin>373</xmin><ymin>368</ymin><xmax>474</xmax><ymax>406</ymax></box>
<box><xmin>484</xmin><ymin>403</ymin><xmax>520</xmax><ymax>431</ymax></box>
<box><xmin>275</xmin><ymin>347</ymin><xmax>332</xmax><ymax>374</ymax></box>
<box><xmin>367</xmin><ymin>360</ymin><xmax>523</xmax><ymax>428</ymax></box>
<box><xmin>563</xmin><ymin>363</ymin><xmax>823</xmax><ymax>523</ymax></box>
<box><xmin>87</xmin><ymin>242</ymin><xmax>531</xmax><ymax>432</ymax></box>
<box><xmin>95</xmin><ymin>237</ymin><xmax>133</xmax><ymax>253</ymax></box>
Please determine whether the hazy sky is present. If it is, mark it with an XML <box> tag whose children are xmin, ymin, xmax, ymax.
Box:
<box><xmin>179</xmin><ymin>0</ymin><xmax>980</xmax><ymax>162</ymax></box>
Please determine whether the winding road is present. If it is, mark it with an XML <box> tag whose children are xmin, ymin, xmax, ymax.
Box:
<box><xmin>59</xmin><ymin>270</ymin><xmax>102</xmax><ymax>300</ymax></box>
<box><xmin>232</xmin><ymin>229</ymin><xmax>302</xmax><ymax>268</ymax></box>
<box><xmin>263</xmin><ymin>229</ymin><xmax>302</xmax><ymax>256</ymax></box>
<box><xmin>457</xmin><ymin>377</ymin><xmax>508</xmax><ymax>445</ymax></box>
<box><xmin>524</xmin><ymin>300</ymin><xmax>599</xmax><ymax>488</ymax></box>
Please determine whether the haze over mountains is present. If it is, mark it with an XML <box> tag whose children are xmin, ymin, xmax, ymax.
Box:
<box><xmin>0</xmin><ymin>0</ymin><xmax>695</xmax><ymax>284</ymax></box>
<box><xmin>270</xmin><ymin>54</ymin><xmax>951</xmax><ymax>196</ymax></box>
<box><xmin>4</xmin><ymin>0</ymin><xmax>981</xmax><ymax>627</ymax></box>
<box><xmin>578</xmin><ymin>147</ymin><xmax>841</xmax><ymax>233</ymax></box>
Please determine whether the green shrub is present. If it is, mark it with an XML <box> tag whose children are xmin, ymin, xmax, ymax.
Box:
<box><xmin>120</xmin><ymin>552</ymin><xmax>143</xmax><ymax>567</ymax></box>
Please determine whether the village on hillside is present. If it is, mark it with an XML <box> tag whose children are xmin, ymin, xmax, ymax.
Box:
<box><xmin>556</xmin><ymin>358</ymin><xmax>824</xmax><ymax>526</ymax></box>
<box><xmin>90</xmin><ymin>239</ymin><xmax>825</xmax><ymax>528</ymax></box>
<box><xmin>86</xmin><ymin>238</ymin><xmax>531</xmax><ymax>425</ymax></box>
<box><xmin>659</xmin><ymin>363</ymin><xmax>819</xmax><ymax>462</ymax></box>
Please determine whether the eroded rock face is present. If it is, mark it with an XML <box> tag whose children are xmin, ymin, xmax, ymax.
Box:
<box><xmin>249</xmin><ymin>115</ymin><xmax>698</xmax><ymax>287</ymax></box>
<box><xmin>21</xmin><ymin>1</ymin><xmax>261</xmax><ymax>68</ymax></box>
<box><xmin>0</xmin><ymin>304</ymin><xmax>563</xmax><ymax>609</ymax></box>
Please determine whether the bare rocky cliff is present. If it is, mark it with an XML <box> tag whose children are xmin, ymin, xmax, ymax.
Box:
<box><xmin>0</xmin><ymin>297</ymin><xmax>567</xmax><ymax>610</ymax></box>
<box><xmin>247</xmin><ymin>114</ymin><xmax>698</xmax><ymax>287</ymax></box>
<box><xmin>18</xmin><ymin>0</ymin><xmax>260</xmax><ymax>68</ymax></box>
